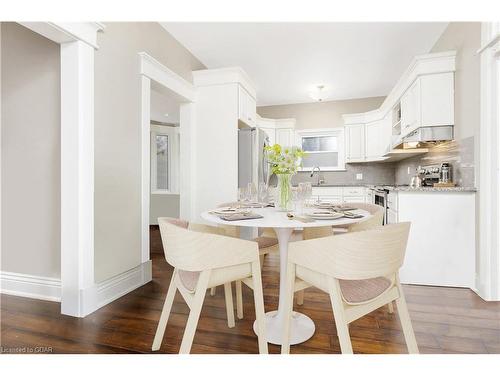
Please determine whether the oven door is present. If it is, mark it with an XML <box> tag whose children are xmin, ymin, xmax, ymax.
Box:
<box><xmin>373</xmin><ymin>189</ymin><xmax>388</xmax><ymax>224</ymax></box>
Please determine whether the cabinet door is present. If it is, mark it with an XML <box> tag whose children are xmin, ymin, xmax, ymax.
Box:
<box><xmin>319</xmin><ymin>195</ymin><xmax>342</xmax><ymax>204</ymax></box>
<box><xmin>275</xmin><ymin>128</ymin><xmax>293</xmax><ymax>147</ymax></box>
<box><xmin>238</xmin><ymin>85</ymin><xmax>256</xmax><ymax>126</ymax></box>
<box><xmin>260</xmin><ymin>127</ymin><xmax>275</xmax><ymax>145</ymax></box>
<box><xmin>365</xmin><ymin>121</ymin><xmax>381</xmax><ymax>159</ymax></box>
<box><xmin>345</xmin><ymin>124</ymin><xmax>365</xmax><ymax>162</ymax></box>
<box><xmin>387</xmin><ymin>209</ymin><xmax>398</xmax><ymax>224</ymax></box>
<box><xmin>343</xmin><ymin>196</ymin><xmax>366</xmax><ymax>203</ymax></box>
<box><xmin>400</xmin><ymin>79</ymin><xmax>420</xmax><ymax>137</ymax></box>
<box><xmin>420</xmin><ymin>72</ymin><xmax>454</xmax><ymax>127</ymax></box>
<box><xmin>366</xmin><ymin>190</ymin><xmax>374</xmax><ymax>204</ymax></box>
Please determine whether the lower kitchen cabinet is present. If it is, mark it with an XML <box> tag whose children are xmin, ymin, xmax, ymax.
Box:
<box><xmin>343</xmin><ymin>196</ymin><xmax>365</xmax><ymax>203</ymax></box>
<box><xmin>387</xmin><ymin>208</ymin><xmax>398</xmax><ymax>224</ymax></box>
<box><xmin>311</xmin><ymin>186</ymin><xmax>367</xmax><ymax>204</ymax></box>
<box><xmin>394</xmin><ymin>191</ymin><xmax>475</xmax><ymax>288</ymax></box>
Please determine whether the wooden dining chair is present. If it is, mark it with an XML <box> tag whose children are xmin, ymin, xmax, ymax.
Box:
<box><xmin>281</xmin><ymin>222</ymin><xmax>418</xmax><ymax>354</ymax></box>
<box><xmin>152</xmin><ymin>217</ymin><xmax>268</xmax><ymax>354</ymax></box>
<box><xmin>209</xmin><ymin>202</ymin><xmax>279</xmax><ymax>320</ymax></box>
<box><xmin>299</xmin><ymin>203</ymin><xmax>393</xmax><ymax>311</ymax></box>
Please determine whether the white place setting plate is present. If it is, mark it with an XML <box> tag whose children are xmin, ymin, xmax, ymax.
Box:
<box><xmin>305</xmin><ymin>211</ymin><xmax>344</xmax><ymax>220</ymax></box>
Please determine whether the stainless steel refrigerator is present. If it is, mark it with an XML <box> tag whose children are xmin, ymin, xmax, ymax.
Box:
<box><xmin>238</xmin><ymin>128</ymin><xmax>270</xmax><ymax>188</ymax></box>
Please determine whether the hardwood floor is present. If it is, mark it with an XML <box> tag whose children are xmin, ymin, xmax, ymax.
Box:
<box><xmin>1</xmin><ymin>226</ymin><xmax>499</xmax><ymax>354</ymax></box>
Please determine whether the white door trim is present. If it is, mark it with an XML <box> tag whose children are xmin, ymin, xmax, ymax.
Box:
<box><xmin>139</xmin><ymin>52</ymin><xmax>196</xmax><ymax>263</ymax></box>
<box><xmin>477</xmin><ymin>22</ymin><xmax>500</xmax><ymax>301</ymax></box>
<box><xmin>13</xmin><ymin>22</ymin><xmax>104</xmax><ymax>316</ymax></box>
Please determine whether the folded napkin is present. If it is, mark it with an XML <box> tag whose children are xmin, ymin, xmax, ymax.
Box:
<box><xmin>343</xmin><ymin>212</ymin><xmax>364</xmax><ymax>219</ymax></box>
<box><xmin>220</xmin><ymin>213</ymin><xmax>263</xmax><ymax>221</ymax></box>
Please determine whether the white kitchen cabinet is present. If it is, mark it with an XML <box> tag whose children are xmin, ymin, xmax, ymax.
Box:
<box><xmin>343</xmin><ymin>196</ymin><xmax>366</xmax><ymax>203</ymax></box>
<box><xmin>260</xmin><ymin>127</ymin><xmax>276</xmax><ymax>145</ymax></box>
<box><xmin>400</xmin><ymin>73</ymin><xmax>454</xmax><ymax>138</ymax></box>
<box><xmin>238</xmin><ymin>85</ymin><xmax>256</xmax><ymax>127</ymax></box>
<box><xmin>400</xmin><ymin>79</ymin><xmax>420</xmax><ymax>137</ymax></box>
<box><xmin>345</xmin><ymin>124</ymin><xmax>365</xmax><ymax>162</ymax></box>
<box><xmin>398</xmin><ymin>191</ymin><xmax>475</xmax><ymax>288</ymax></box>
<box><xmin>387</xmin><ymin>209</ymin><xmax>398</xmax><ymax>224</ymax></box>
<box><xmin>342</xmin><ymin>186</ymin><xmax>365</xmax><ymax>196</ymax></box>
<box><xmin>275</xmin><ymin>128</ymin><xmax>295</xmax><ymax>147</ymax></box>
<box><xmin>256</xmin><ymin>116</ymin><xmax>295</xmax><ymax>147</ymax></box>
<box><xmin>366</xmin><ymin>189</ymin><xmax>374</xmax><ymax>204</ymax></box>
<box><xmin>312</xmin><ymin>186</ymin><xmax>366</xmax><ymax>204</ymax></box>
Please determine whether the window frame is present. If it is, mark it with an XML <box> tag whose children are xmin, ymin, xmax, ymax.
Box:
<box><xmin>296</xmin><ymin>128</ymin><xmax>346</xmax><ymax>171</ymax></box>
<box><xmin>150</xmin><ymin>124</ymin><xmax>179</xmax><ymax>195</ymax></box>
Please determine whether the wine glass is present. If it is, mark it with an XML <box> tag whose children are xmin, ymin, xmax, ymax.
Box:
<box><xmin>247</xmin><ymin>182</ymin><xmax>257</xmax><ymax>203</ymax></box>
<box><xmin>302</xmin><ymin>182</ymin><xmax>312</xmax><ymax>208</ymax></box>
<box><xmin>237</xmin><ymin>187</ymin><xmax>246</xmax><ymax>207</ymax></box>
<box><xmin>258</xmin><ymin>182</ymin><xmax>268</xmax><ymax>205</ymax></box>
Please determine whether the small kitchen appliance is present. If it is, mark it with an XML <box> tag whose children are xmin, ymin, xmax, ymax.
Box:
<box><xmin>420</xmin><ymin>163</ymin><xmax>454</xmax><ymax>187</ymax></box>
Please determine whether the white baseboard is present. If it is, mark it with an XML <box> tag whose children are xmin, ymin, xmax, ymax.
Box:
<box><xmin>0</xmin><ymin>261</ymin><xmax>153</xmax><ymax>316</ymax></box>
<box><xmin>80</xmin><ymin>260</ymin><xmax>152</xmax><ymax>316</ymax></box>
<box><xmin>0</xmin><ymin>271</ymin><xmax>62</xmax><ymax>302</ymax></box>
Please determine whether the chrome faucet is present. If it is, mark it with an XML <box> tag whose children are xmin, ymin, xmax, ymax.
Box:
<box><xmin>310</xmin><ymin>166</ymin><xmax>325</xmax><ymax>186</ymax></box>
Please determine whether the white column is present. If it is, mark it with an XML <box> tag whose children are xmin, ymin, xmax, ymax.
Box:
<box><xmin>60</xmin><ymin>40</ymin><xmax>95</xmax><ymax>316</ymax></box>
<box><xmin>141</xmin><ymin>76</ymin><xmax>151</xmax><ymax>263</ymax></box>
<box><xmin>179</xmin><ymin>103</ymin><xmax>196</xmax><ymax>221</ymax></box>
<box><xmin>478</xmin><ymin>22</ymin><xmax>500</xmax><ymax>301</ymax></box>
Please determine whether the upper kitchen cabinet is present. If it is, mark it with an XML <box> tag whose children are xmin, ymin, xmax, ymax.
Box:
<box><xmin>238</xmin><ymin>85</ymin><xmax>257</xmax><ymax>127</ymax></box>
<box><xmin>192</xmin><ymin>67</ymin><xmax>257</xmax><ymax>214</ymax></box>
<box><xmin>256</xmin><ymin>116</ymin><xmax>295</xmax><ymax>147</ymax></box>
<box><xmin>343</xmin><ymin>111</ymin><xmax>391</xmax><ymax>162</ymax></box>
<box><xmin>344</xmin><ymin>123</ymin><xmax>365</xmax><ymax>162</ymax></box>
<box><xmin>365</xmin><ymin>116</ymin><xmax>392</xmax><ymax>160</ymax></box>
<box><xmin>400</xmin><ymin>72</ymin><xmax>454</xmax><ymax>138</ymax></box>
<box><xmin>343</xmin><ymin>51</ymin><xmax>456</xmax><ymax>162</ymax></box>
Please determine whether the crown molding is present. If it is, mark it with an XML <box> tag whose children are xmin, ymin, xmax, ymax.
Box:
<box><xmin>18</xmin><ymin>22</ymin><xmax>104</xmax><ymax>49</ymax></box>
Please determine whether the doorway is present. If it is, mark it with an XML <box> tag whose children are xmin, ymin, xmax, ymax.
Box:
<box><xmin>139</xmin><ymin>52</ymin><xmax>196</xmax><ymax>265</ymax></box>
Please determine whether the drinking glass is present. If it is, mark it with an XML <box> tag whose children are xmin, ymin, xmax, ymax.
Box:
<box><xmin>291</xmin><ymin>187</ymin><xmax>300</xmax><ymax>212</ymax></box>
<box><xmin>237</xmin><ymin>187</ymin><xmax>246</xmax><ymax>206</ymax></box>
<box><xmin>247</xmin><ymin>182</ymin><xmax>257</xmax><ymax>203</ymax></box>
<box><xmin>258</xmin><ymin>182</ymin><xmax>268</xmax><ymax>204</ymax></box>
<box><xmin>297</xmin><ymin>182</ymin><xmax>306</xmax><ymax>215</ymax></box>
<box><xmin>302</xmin><ymin>182</ymin><xmax>312</xmax><ymax>207</ymax></box>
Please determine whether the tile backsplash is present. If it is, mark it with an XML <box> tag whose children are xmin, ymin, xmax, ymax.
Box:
<box><xmin>394</xmin><ymin>136</ymin><xmax>475</xmax><ymax>187</ymax></box>
<box><xmin>268</xmin><ymin>137</ymin><xmax>475</xmax><ymax>188</ymax></box>
<box><xmin>271</xmin><ymin>162</ymin><xmax>397</xmax><ymax>186</ymax></box>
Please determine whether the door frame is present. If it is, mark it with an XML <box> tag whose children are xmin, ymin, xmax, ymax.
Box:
<box><xmin>18</xmin><ymin>22</ymin><xmax>104</xmax><ymax>316</ymax></box>
<box><xmin>477</xmin><ymin>22</ymin><xmax>500</xmax><ymax>301</ymax></box>
<box><xmin>139</xmin><ymin>52</ymin><xmax>196</xmax><ymax>263</ymax></box>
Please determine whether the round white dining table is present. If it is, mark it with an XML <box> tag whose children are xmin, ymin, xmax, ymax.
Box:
<box><xmin>201</xmin><ymin>205</ymin><xmax>371</xmax><ymax>346</ymax></box>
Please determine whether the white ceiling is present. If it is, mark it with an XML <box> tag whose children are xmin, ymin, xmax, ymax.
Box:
<box><xmin>161</xmin><ymin>22</ymin><xmax>448</xmax><ymax>106</ymax></box>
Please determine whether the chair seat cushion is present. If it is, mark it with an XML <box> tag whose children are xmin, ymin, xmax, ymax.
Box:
<box><xmin>178</xmin><ymin>270</ymin><xmax>200</xmax><ymax>292</ymax></box>
<box><xmin>339</xmin><ymin>277</ymin><xmax>392</xmax><ymax>304</ymax></box>
<box><xmin>253</xmin><ymin>236</ymin><xmax>278</xmax><ymax>249</ymax></box>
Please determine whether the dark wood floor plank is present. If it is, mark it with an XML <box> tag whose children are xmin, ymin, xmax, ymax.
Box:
<box><xmin>1</xmin><ymin>228</ymin><xmax>499</xmax><ymax>354</ymax></box>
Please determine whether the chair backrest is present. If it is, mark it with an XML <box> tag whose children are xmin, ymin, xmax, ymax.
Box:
<box><xmin>158</xmin><ymin>217</ymin><xmax>257</xmax><ymax>272</ymax></box>
<box><xmin>347</xmin><ymin>203</ymin><xmax>384</xmax><ymax>232</ymax></box>
<box><xmin>289</xmin><ymin>222</ymin><xmax>411</xmax><ymax>280</ymax></box>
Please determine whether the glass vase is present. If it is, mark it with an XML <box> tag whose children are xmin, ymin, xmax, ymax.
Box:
<box><xmin>276</xmin><ymin>173</ymin><xmax>293</xmax><ymax>211</ymax></box>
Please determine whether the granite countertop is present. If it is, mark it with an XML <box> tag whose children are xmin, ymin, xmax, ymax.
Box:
<box><xmin>384</xmin><ymin>186</ymin><xmax>477</xmax><ymax>192</ymax></box>
<box><xmin>294</xmin><ymin>183</ymin><xmax>477</xmax><ymax>192</ymax></box>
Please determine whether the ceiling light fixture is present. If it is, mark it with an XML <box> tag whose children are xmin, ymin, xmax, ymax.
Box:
<box><xmin>164</xmin><ymin>113</ymin><xmax>169</xmax><ymax>117</ymax></box>
<box><xmin>308</xmin><ymin>85</ymin><xmax>330</xmax><ymax>102</ymax></box>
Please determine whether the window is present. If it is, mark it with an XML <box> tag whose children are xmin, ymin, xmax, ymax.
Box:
<box><xmin>297</xmin><ymin>129</ymin><xmax>345</xmax><ymax>171</ymax></box>
<box><xmin>151</xmin><ymin>125</ymin><xmax>179</xmax><ymax>194</ymax></box>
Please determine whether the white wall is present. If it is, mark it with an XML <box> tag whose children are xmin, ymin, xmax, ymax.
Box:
<box><xmin>257</xmin><ymin>96</ymin><xmax>385</xmax><ymax>129</ymax></box>
<box><xmin>93</xmin><ymin>23</ymin><xmax>204</xmax><ymax>283</ymax></box>
<box><xmin>1</xmin><ymin>22</ymin><xmax>61</xmax><ymax>278</ymax></box>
